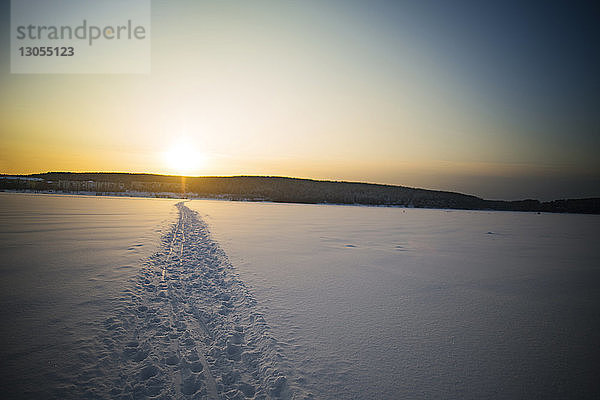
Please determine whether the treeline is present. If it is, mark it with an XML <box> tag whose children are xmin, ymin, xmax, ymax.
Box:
<box><xmin>1</xmin><ymin>172</ymin><xmax>599</xmax><ymax>214</ymax></box>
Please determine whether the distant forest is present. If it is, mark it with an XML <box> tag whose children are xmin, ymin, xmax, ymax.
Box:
<box><xmin>1</xmin><ymin>172</ymin><xmax>599</xmax><ymax>214</ymax></box>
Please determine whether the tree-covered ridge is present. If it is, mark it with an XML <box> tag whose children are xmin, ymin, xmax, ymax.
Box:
<box><xmin>1</xmin><ymin>172</ymin><xmax>599</xmax><ymax>214</ymax></box>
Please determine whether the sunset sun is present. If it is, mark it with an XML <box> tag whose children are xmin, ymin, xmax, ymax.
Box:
<box><xmin>163</xmin><ymin>141</ymin><xmax>205</xmax><ymax>175</ymax></box>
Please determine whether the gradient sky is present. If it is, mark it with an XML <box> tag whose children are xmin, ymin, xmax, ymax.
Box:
<box><xmin>0</xmin><ymin>0</ymin><xmax>598</xmax><ymax>200</ymax></box>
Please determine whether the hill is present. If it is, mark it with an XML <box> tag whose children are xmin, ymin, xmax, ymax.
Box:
<box><xmin>1</xmin><ymin>172</ymin><xmax>599</xmax><ymax>214</ymax></box>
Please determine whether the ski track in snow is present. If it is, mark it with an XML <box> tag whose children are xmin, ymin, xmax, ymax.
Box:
<box><xmin>71</xmin><ymin>202</ymin><xmax>309</xmax><ymax>400</ymax></box>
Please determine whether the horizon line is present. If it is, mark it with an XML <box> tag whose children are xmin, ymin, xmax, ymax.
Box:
<box><xmin>2</xmin><ymin>170</ymin><xmax>599</xmax><ymax>203</ymax></box>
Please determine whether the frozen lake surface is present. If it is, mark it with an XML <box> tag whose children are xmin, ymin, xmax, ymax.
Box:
<box><xmin>0</xmin><ymin>193</ymin><xmax>178</xmax><ymax>398</ymax></box>
<box><xmin>190</xmin><ymin>200</ymin><xmax>600</xmax><ymax>399</ymax></box>
<box><xmin>1</xmin><ymin>193</ymin><xmax>599</xmax><ymax>399</ymax></box>
<box><xmin>0</xmin><ymin>194</ymin><xmax>305</xmax><ymax>399</ymax></box>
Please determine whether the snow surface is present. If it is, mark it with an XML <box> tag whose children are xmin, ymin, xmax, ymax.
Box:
<box><xmin>0</xmin><ymin>193</ymin><xmax>177</xmax><ymax>398</ymax></box>
<box><xmin>189</xmin><ymin>200</ymin><xmax>600</xmax><ymax>399</ymax></box>
<box><xmin>1</xmin><ymin>193</ymin><xmax>599</xmax><ymax>399</ymax></box>
<box><xmin>0</xmin><ymin>193</ymin><xmax>307</xmax><ymax>399</ymax></box>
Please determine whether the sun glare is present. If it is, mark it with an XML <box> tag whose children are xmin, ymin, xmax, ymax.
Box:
<box><xmin>163</xmin><ymin>141</ymin><xmax>205</xmax><ymax>175</ymax></box>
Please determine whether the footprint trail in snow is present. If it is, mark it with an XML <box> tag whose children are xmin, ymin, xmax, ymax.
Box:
<box><xmin>78</xmin><ymin>202</ymin><xmax>309</xmax><ymax>399</ymax></box>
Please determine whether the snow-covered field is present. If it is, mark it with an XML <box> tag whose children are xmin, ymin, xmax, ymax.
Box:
<box><xmin>1</xmin><ymin>193</ymin><xmax>599</xmax><ymax>399</ymax></box>
<box><xmin>0</xmin><ymin>193</ymin><xmax>178</xmax><ymax>398</ymax></box>
<box><xmin>0</xmin><ymin>193</ymin><xmax>306</xmax><ymax>399</ymax></box>
<box><xmin>190</xmin><ymin>200</ymin><xmax>600</xmax><ymax>399</ymax></box>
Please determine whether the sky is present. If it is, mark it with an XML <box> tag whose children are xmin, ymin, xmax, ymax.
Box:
<box><xmin>0</xmin><ymin>0</ymin><xmax>598</xmax><ymax>201</ymax></box>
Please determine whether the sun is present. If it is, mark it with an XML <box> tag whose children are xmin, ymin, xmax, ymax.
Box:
<box><xmin>163</xmin><ymin>141</ymin><xmax>205</xmax><ymax>175</ymax></box>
